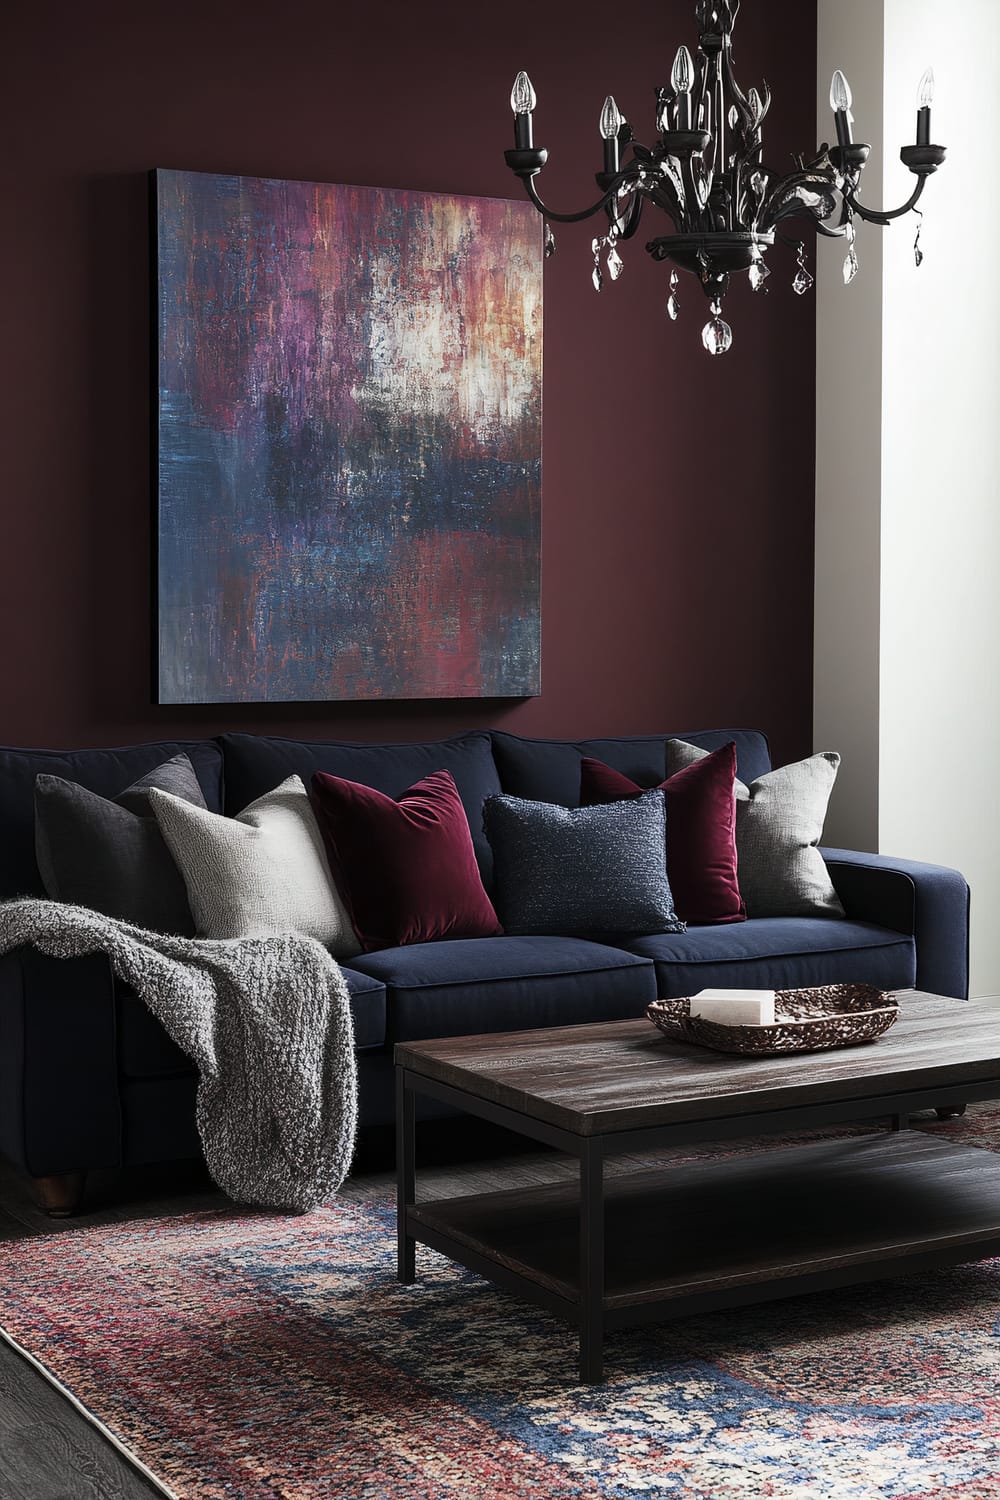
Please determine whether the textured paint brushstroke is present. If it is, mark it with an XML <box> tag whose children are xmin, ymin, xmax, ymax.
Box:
<box><xmin>155</xmin><ymin>170</ymin><xmax>542</xmax><ymax>703</ymax></box>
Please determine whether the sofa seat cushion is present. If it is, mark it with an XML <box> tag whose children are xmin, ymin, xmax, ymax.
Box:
<box><xmin>116</xmin><ymin>966</ymin><xmax>388</xmax><ymax>1077</ymax></box>
<box><xmin>620</xmin><ymin>917</ymin><xmax>916</xmax><ymax>997</ymax></box>
<box><xmin>348</xmin><ymin>935</ymin><xmax>657</xmax><ymax>1044</ymax></box>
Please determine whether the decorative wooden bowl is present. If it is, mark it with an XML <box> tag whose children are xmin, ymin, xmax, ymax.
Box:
<box><xmin>646</xmin><ymin>983</ymin><xmax>898</xmax><ymax>1057</ymax></box>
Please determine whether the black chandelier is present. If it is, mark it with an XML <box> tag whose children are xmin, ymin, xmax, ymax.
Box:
<box><xmin>504</xmin><ymin>0</ymin><xmax>946</xmax><ymax>354</ymax></box>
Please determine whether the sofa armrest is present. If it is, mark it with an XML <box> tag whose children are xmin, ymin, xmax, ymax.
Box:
<box><xmin>0</xmin><ymin>946</ymin><xmax>123</xmax><ymax>1177</ymax></box>
<box><xmin>821</xmin><ymin>847</ymin><xmax>970</xmax><ymax>1001</ymax></box>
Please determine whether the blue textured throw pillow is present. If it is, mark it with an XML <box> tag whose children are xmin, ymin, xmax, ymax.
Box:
<box><xmin>483</xmin><ymin>789</ymin><xmax>685</xmax><ymax>937</ymax></box>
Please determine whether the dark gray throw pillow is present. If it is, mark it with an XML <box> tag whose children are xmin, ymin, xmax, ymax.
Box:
<box><xmin>483</xmin><ymin>789</ymin><xmax>685</xmax><ymax>936</ymax></box>
<box><xmin>34</xmin><ymin>753</ymin><xmax>208</xmax><ymax>934</ymax></box>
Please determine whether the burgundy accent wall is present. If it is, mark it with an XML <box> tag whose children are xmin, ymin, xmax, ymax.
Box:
<box><xmin>2</xmin><ymin>0</ymin><xmax>816</xmax><ymax>767</ymax></box>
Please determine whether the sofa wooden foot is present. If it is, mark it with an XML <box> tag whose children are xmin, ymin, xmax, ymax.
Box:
<box><xmin>935</xmin><ymin>1104</ymin><xmax>968</xmax><ymax>1122</ymax></box>
<box><xmin>33</xmin><ymin>1172</ymin><xmax>87</xmax><ymax>1217</ymax></box>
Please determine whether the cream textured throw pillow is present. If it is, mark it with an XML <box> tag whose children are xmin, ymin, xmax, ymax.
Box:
<box><xmin>664</xmin><ymin>741</ymin><xmax>845</xmax><ymax>919</ymax></box>
<box><xmin>148</xmin><ymin>776</ymin><xmax>360</xmax><ymax>955</ymax></box>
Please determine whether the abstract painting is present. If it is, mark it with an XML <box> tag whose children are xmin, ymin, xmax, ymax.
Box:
<box><xmin>154</xmin><ymin>169</ymin><xmax>542</xmax><ymax>704</ymax></box>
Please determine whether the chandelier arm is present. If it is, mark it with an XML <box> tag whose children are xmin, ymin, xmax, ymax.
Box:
<box><xmin>812</xmin><ymin>194</ymin><xmax>853</xmax><ymax>238</ymax></box>
<box><xmin>733</xmin><ymin>135</ymin><xmax>764</xmax><ymax>224</ymax></box>
<box><xmin>679</xmin><ymin>156</ymin><xmax>711</xmax><ymax>232</ymax></box>
<box><xmin>693</xmin><ymin>63</ymin><xmax>709</xmax><ymax>135</ymax></box>
<box><xmin>521</xmin><ymin>168</ymin><xmax>639</xmax><ymax>225</ymax></box>
<box><xmin>844</xmin><ymin>175</ymin><xmax>928</xmax><ymax>226</ymax></box>
<box><xmin>607</xmin><ymin>191</ymin><xmax>647</xmax><ymax>242</ymax></box>
<box><xmin>719</xmin><ymin>40</ymin><xmax>763</xmax><ymax>137</ymax></box>
<box><xmin>703</xmin><ymin>55</ymin><xmax>721</xmax><ymax>178</ymax></box>
<box><xmin>640</xmin><ymin>184</ymin><xmax>684</xmax><ymax>231</ymax></box>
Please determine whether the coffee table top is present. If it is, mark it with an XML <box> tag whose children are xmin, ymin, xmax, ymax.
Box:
<box><xmin>395</xmin><ymin>992</ymin><xmax>1000</xmax><ymax>1136</ymax></box>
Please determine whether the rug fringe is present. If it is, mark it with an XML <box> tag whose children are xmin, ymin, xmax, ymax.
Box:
<box><xmin>0</xmin><ymin>1323</ymin><xmax>178</xmax><ymax>1499</ymax></box>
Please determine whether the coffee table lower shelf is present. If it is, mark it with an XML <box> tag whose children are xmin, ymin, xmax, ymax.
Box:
<box><xmin>404</xmin><ymin>1134</ymin><xmax>1000</xmax><ymax>1379</ymax></box>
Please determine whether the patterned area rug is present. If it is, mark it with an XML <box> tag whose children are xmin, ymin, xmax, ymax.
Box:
<box><xmin>3</xmin><ymin>1112</ymin><xmax>1000</xmax><ymax>1500</ymax></box>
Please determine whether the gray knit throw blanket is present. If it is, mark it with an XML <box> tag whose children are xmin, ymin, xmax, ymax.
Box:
<box><xmin>0</xmin><ymin>900</ymin><xmax>358</xmax><ymax>1213</ymax></box>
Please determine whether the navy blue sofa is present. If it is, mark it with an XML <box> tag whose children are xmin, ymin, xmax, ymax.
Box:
<box><xmin>0</xmin><ymin>727</ymin><xmax>970</xmax><ymax>1211</ymax></box>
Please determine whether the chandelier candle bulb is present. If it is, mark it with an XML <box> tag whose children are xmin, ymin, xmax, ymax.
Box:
<box><xmin>511</xmin><ymin>71</ymin><xmax>536</xmax><ymax>149</ymax></box>
<box><xmin>600</xmin><ymin>95</ymin><xmax>623</xmax><ymax>174</ymax></box>
<box><xmin>830</xmin><ymin>69</ymin><xmax>854</xmax><ymax>148</ymax></box>
<box><xmin>689</xmin><ymin>989</ymin><xmax>777</xmax><ymax>1027</ymax></box>
<box><xmin>917</xmin><ymin>67</ymin><xmax>935</xmax><ymax>145</ymax></box>
<box><xmin>672</xmin><ymin>45</ymin><xmax>694</xmax><ymax>130</ymax></box>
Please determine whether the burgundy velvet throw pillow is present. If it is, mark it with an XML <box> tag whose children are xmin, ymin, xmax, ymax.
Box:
<box><xmin>580</xmin><ymin>743</ymin><xmax>745</xmax><ymax>926</ymax></box>
<box><xmin>311</xmin><ymin>768</ymin><xmax>502</xmax><ymax>952</ymax></box>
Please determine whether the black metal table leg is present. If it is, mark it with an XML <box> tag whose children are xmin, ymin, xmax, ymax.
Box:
<box><xmin>579</xmin><ymin>1137</ymin><xmax>605</xmax><ymax>1383</ymax></box>
<box><xmin>396</xmin><ymin>1067</ymin><xmax>416</xmax><ymax>1283</ymax></box>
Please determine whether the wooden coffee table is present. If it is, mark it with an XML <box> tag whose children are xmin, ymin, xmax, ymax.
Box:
<box><xmin>395</xmin><ymin>991</ymin><xmax>1000</xmax><ymax>1382</ymax></box>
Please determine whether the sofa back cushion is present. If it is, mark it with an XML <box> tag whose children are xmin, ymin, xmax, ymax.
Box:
<box><xmin>491</xmin><ymin>733</ymin><xmax>668</xmax><ymax>807</ymax></box>
<box><xmin>220</xmin><ymin>731</ymin><xmax>502</xmax><ymax>887</ymax></box>
<box><xmin>491</xmin><ymin>728</ymin><xmax>771</xmax><ymax>807</ymax></box>
<box><xmin>0</xmin><ymin>741</ymin><xmax>224</xmax><ymax>900</ymax></box>
<box><xmin>34</xmin><ymin>753</ymin><xmax>209</xmax><ymax>935</ymax></box>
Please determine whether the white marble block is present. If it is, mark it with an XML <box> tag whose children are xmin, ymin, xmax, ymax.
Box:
<box><xmin>688</xmin><ymin>988</ymin><xmax>777</xmax><ymax>1026</ymax></box>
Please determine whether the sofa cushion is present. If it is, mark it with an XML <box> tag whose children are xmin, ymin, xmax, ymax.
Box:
<box><xmin>484</xmin><ymin>790</ymin><xmax>684</xmax><ymax>937</ymax></box>
<box><xmin>116</xmin><ymin>965</ymin><xmax>388</xmax><ymax>1077</ymax></box>
<box><xmin>491</xmin><ymin>728</ymin><xmax>772</xmax><ymax>808</ymax></box>
<box><xmin>348</xmin><ymin>935</ymin><xmax>657</xmax><ymax>1043</ymax></box>
<box><xmin>34</xmin><ymin>753</ymin><xmax>208</xmax><ymax>935</ymax></box>
<box><xmin>0</xmin><ymin>740</ymin><xmax>224</xmax><ymax>900</ymax></box>
<box><xmin>311</xmin><ymin>769</ymin><xmax>502</xmax><ymax>952</ymax></box>
<box><xmin>580</xmin><ymin>743</ymin><xmax>744</xmax><ymax>926</ymax></box>
<box><xmin>220</xmin><ymin>731</ymin><xmax>501</xmax><ymax>887</ymax></box>
<box><xmin>620</xmin><ymin>917</ymin><xmax>916</xmax><ymax>997</ymax></box>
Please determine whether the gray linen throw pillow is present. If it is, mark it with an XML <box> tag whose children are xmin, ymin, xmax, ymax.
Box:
<box><xmin>34</xmin><ymin>752</ymin><xmax>208</xmax><ymax>935</ymax></box>
<box><xmin>664</xmin><ymin>740</ymin><xmax>845</xmax><ymax>919</ymax></box>
<box><xmin>148</xmin><ymin>775</ymin><xmax>359</xmax><ymax>956</ymax></box>
<box><xmin>483</xmin><ymin>789</ymin><xmax>685</xmax><ymax>936</ymax></box>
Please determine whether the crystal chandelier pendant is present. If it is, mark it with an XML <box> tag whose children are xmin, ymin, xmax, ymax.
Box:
<box><xmin>667</xmin><ymin>269</ymin><xmax>680</xmax><ymax>321</ymax></box>
<box><xmin>749</xmin><ymin>257</ymin><xmax>770</xmax><ymax>293</ymax></box>
<box><xmin>792</xmin><ymin>242</ymin><xmax>814</xmax><ymax>296</ymax></box>
<box><xmin>842</xmin><ymin>215</ymin><xmax>859</xmax><ymax>285</ymax></box>
<box><xmin>702</xmin><ymin>298</ymin><xmax>733</xmax><ymax>356</ymax></box>
<box><xmin>544</xmin><ymin>223</ymin><xmax>556</xmax><ymax>258</ymax></box>
<box><xmin>591</xmin><ymin>237</ymin><xmax>604</xmax><ymax>292</ymax></box>
<box><xmin>606</xmin><ymin>243</ymin><xmax>624</xmax><ymax>280</ymax></box>
<box><xmin>913</xmin><ymin>210</ymin><xmax>924</xmax><ymax>268</ymax></box>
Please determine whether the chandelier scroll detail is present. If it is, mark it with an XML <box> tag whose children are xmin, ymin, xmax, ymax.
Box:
<box><xmin>503</xmin><ymin>0</ymin><xmax>946</xmax><ymax>354</ymax></box>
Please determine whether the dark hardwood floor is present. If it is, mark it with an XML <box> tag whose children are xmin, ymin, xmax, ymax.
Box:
<box><xmin>0</xmin><ymin>1110</ymin><xmax>958</xmax><ymax>1499</ymax></box>
<box><xmin>0</xmin><ymin>1158</ymin><xmax>224</xmax><ymax>1500</ymax></box>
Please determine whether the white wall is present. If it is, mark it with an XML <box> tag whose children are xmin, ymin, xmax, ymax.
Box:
<box><xmin>814</xmin><ymin>0</ymin><xmax>884</xmax><ymax>854</ymax></box>
<box><xmin>816</xmin><ymin>0</ymin><xmax>1000</xmax><ymax>1000</ymax></box>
